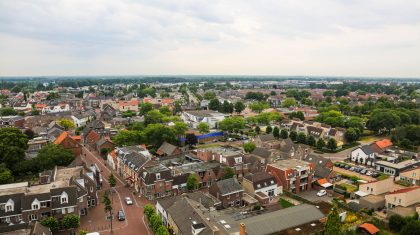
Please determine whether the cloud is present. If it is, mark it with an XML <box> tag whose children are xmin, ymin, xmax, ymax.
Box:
<box><xmin>0</xmin><ymin>0</ymin><xmax>420</xmax><ymax>77</ymax></box>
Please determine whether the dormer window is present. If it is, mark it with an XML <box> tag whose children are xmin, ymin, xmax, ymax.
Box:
<box><xmin>156</xmin><ymin>173</ymin><xmax>161</xmax><ymax>180</ymax></box>
<box><xmin>61</xmin><ymin>191</ymin><xmax>69</xmax><ymax>204</ymax></box>
<box><xmin>5</xmin><ymin>199</ymin><xmax>14</xmax><ymax>212</ymax></box>
<box><xmin>31</xmin><ymin>199</ymin><xmax>40</xmax><ymax>210</ymax></box>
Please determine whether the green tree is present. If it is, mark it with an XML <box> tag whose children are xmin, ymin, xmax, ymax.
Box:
<box><xmin>282</xmin><ymin>98</ymin><xmax>297</xmax><ymax>108</ymax></box>
<box><xmin>103</xmin><ymin>192</ymin><xmax>113</xmax><ymax>234</ymax></box>
<box><xmin>327</xmin><ymin>138</ymin><xmax>337</xmax><ymax>151</ymax></box>
<box><xmin>40</xmin><ymin>217</ymin><xmax>60</xmax><ymax>231</ymax></box>
<box><xmin>317</xmin><ymin>138</ymin><xmax>326</xmax><ymax>150</ymax></box>
<box><xmin>174</xmin><ymin>101</ymin><xmax>182</xmax><ymax>114</ymax></box>
<box><xmin>315</xmin><ymin>110</ymin><xmax>345</xmax><ymax>127</ymax></box>
<box><xmin>307</xmin><ymin>135</ymin><xmax>316</xmax><ymax>147</ymax></box>
<box><xmin>218</xmin><ymin>117</ymin><xmax>246</xmax><ymax>132</ymax></box>
<box><xmin>344</xmin><ymin>128</ymin><xmax>359</xmax><ymax>143</ymax></box>
<box><xmin>58</xmin><ymin>118</ymin><xmax>75</xmax><ymax>130</ymax></box>
<box><xmin>150</xmin><ymin>213</ymin><xmax>163</xmax><ymax>232</ymax></box>
<box><xmin>220</xmin><ymin>101</ymin><xmax>234</xmax><ymax>113</ymax></box>
<box><xmin>389</xmin><ymin>214</ymin><xmax>406</xmax><ymax>232</ymax></box>
<box><xmin>185</xmin><ymin>133</ymin><xmax>198</xmax><ymax>147</ymax></box>
<box><xmin>208</xmin><ymin>99</ymin><xmax>221</xmax><ymax>111</ymax></box>
<box><xmin>0</xmin><ymin>107</ymin><xmax>18</xmax><ymax>116</ymax></box>
<box><xmin>324</xmin><ymin>206</ymin><xmax>341</xmax><ymax>235</ymax></box>
<box><xmin>297</xmin><ymin>132</ymin><xmax>307</xmax><ymax>144</ymax></box>
<box><xmin>273</xmin><ymin>126</ymin><xmax>280</xmax><ymax>139</ymax></box>
<box><xmin>172</xmin><ymin>122</ymin><xmax>188</xmax><ymax>136</ymax></box>
<box><xmin>197</xmin><ymin>122</ymin><xmax>210</xmax><ymax>133</ymax></box>
<box><xmin>223</xmin><ymin>167</ymin><xmax>235</xmax><ymax>179</ymax></box>
<box><xmin>24</xmin><ymin>129</ymin><xmax>35</xmax><ymax>139</ymax></box>
<box><xmin>289</xmin><ymin>131</ymin><xmax>297</xmax><ymax>141</ymax></box>
<box><xmin>289</xmin><ymin>111</ymin><xmax>305</xmax><ymax>121</ymax></box>
<box><xmin>0</xmin><ymin>165</ymin><xmax>13</xmax><ymax>184</ymax></box>
<box><xmin>249</xmin><ymin>102</ymin><xmax>269</xmax><ymax>113</ymax></box>
<box><xmin>187</xmin><ymin>174</ymin><xmax>199</xmax><ymax>190</ymax></box>
<box><xmin>280</xmin><ymin>129</ymin><xmax>288</xmax><ymax>139</ymax></box>
<box><xmin>145</xmin><ymin>110</ymin><xmax>164</xmax><ymax>125</ymax></box>
<box><xmin>203</xmin><ymin>91</ymin><xmax>216</xmax><ymax>100</ymax></box>
<box><xmin>266</xmin><ymin>126</ymin><xmax>273</xmax><ymax>134</ymax></box>
<box><xmin>142</xmin><ymin>124</ymin><xmax>177</xmax><ymax>147</ymax></box>
<box><xmin>400</xmin><ymin>220</ymin><xmax>420</xmax><ymax>235</ymax></box>
<box><xmin>159</xmin><ymin>106</ymin><xmax>172</xmax><ymax>116</ymax></box>
<box><xmin>243</xmin><ymin>142</ymin><xmax>256</xmax><ymax>153</ymax></box>
<box><xmin>79</xmin><ymin>230</ymin><xmax>88</xmax><ymax>235</ymax></box>
<box><xmin>108</xmin><ymin>173</ymin><xmax>117</xmax><ymax>188</ymax></box>
<box><xmin>35</xmin><ymin>144</ymin><xmax>75</xmax><ymax>171</ymax></box>
<box><xmin>367</xmin><ymin>109</ymin><xmax>401</xmax><ymax>133</ymax></box>
<box><xmin>255</xmin><ymin>126</ymin><xmax>261</xmax><ymax>134</ymax></box>
<box><xmin>234</xmin><ymin>101</ymin><xmax>246</xmax><ymax>114</ymax></box>
<box><xmin>112</xmin><ymin>130</ymin><xmax>142</xmax><ymax>147</ymax></box>
<box><xmin>0</xmin><ymin>127</ymin><xmax>28</xmax><ymax>170</ymax></box>
<box><xmin>155</xmin><ymin>225</ymin><xmax>170</xmax><ymax>235</ymax></box>
<box><xmin>61</xmin><ymin>214</ymin><xmax>80</xmax><ymax>231</ymax></box>
<box><xmin>144</xmin><ymin>204</ymin><xmax>155</xmax><ymax>220</ymax></box>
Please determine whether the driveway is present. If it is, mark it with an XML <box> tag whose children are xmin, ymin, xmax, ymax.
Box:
<box><xmin>333</xmin><ymin>166</ymin><xmax>376</xmax><ymax>181</ymax></box>
<box><xmin>298</xmin><ymin>190</ymin><xmax>333</xmax><ymax>203</ymax></box>
<box><xmin>80</xmin><ymin>146</ymin><xmax>151</xmax><ymax>235</ymax></box>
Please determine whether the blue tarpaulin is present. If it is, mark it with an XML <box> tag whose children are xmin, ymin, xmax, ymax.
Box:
<box><xmin>180</xmin><ymin>131</ymin><xmax>224</xmax><ymax>141</ymax></box>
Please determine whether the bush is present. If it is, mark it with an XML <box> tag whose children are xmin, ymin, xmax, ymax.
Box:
<box><xmin>279</xmin><ymin>198</ymin><xmax>294</xmax><ymax>208</ymax></box>
<box><xmin>389</xmin><ymin>214</ymin><xmax>407</xmax><ymax>232</ymax></box>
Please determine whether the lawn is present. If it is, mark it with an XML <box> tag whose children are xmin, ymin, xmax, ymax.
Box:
<box><xmin>279</xmin><ymin>198</ymin><xmax>294</xmax><ymax>208</ymax></box>
<box><xmin>377</xmin><ymin>173</ymin><xmax>389</xmax><ymax>181</ymax></box>
<box><xmin>196</xmin><ymin>143</ymin><xmax>221</xmax><ymax>149</ymax></box>
<box><xmin>338</xmin><ymin>183</ymin><xmax>358</xmax><ymax>193</ymax></box>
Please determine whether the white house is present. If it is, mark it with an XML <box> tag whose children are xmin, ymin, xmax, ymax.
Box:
<box><xmin>350</xmin><ymin>145</ymin><xmax>376</xmax><ymax>166</ymax></box>
<box><xmin>71</xmin><ymin>111</ymin><xmax>95</xmax><ymax>127</ymax></box>
<box><xmin>42</xmin><ymin>104</ymin><xmax>70</xmax><ymax>114</ymax></box>
<box><xmin>181</xmin><ymin>110</ymin><xmax>227</xmax><ymax>129</ymax></box>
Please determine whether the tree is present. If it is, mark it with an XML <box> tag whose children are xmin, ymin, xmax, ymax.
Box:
<box><xmin>297</xmin><ymin>132</ymin><xmax>307</xmax><ymax>144</ymax></box>
<box><xmin>173</xmin><ymin>101</ymin><xmax>182</xmax><ymax>114</ymax></box>
<box><xmin>234</xmin><ymin>101</ymin><xmax>246</xmax><ymax>114</ymax></box>
<box><xmin>289</xmin><ymin>131</ymin><xmax>297</xmax><ymax>141</ymax></box>
<box><xmin>112</xmin><ymin>130</ymin><xmax>142</xmax><ymax>147</ymax></box>
<box><xmin>187</xmin><ymin>174</ymin><xmax>199</xmax><ymax>190</ymax></box>
<box><xmin>367</xmin><ymin>110</ymin><xmax>401</xmax><ymax>133</ymax></box>
<box><xmin>280</xmin><ymin>129</ymin><xmax>288</xmax><ymax>139</ymax></box>
<box><xmin>208</xmin><ymin>99</ymin><xmax>221</xmax><ymax>111</ymax></box>
<box><xmin>58</xmin><ymin>118</ymin><xmax>75</xmax><ymax>130</ymax></box>
<box><xmin>220</xmin><ymin>101</ymin><xmax>234</xmax><ymax>113</ymax></box>
<box><xmin>223</xmin><ymin>167</ymin><xmax>235</xmax><ymax>179</ymax></box>
<box><xmin>46</xmin><ymin>92</ymin><xmax>59</xmax><ymax>100</ymax></box>
<box><xmin>315</xmin><ymin>110</ymin><xmax>345</xmax><ymax>127</ymax></box>
<box><xmin>0</xmin><ymin>165</ymin><xmax>13</xmax><ymax>184</ymax></box>
<box><xmin>249</xmin><ymin>102</ymin><xmax>269</xmax><ymax>113</ymax></box>
<box><xmin>61</xmin><ymin>214</ymin><xmax>80</xmax><ymax>231</ymax></box>
<box><xmin>317</xmin><ymin>138</ymin><xmax>326</xmax><ymax>150</ymax></box>
<box><xmin>142</xmin><ymin>124</ymin><xmax>177</xmax><ymax>148</ymax></box>
<box><xmin>79</xmin><ymin>230</ymin><xmax>88</xmax><ymax>235</ymax></box>
<box><xmin>307</xmin><ymin>135</ymin><xmax>316</xmax><ymax>146</ymax></box>
<box><xmin>159</xmin><ymin>106</ymin><xmax>172</xmax><ymax>116</ymax></box>
<box><xmin>218</xmin><ymin>117</ymin><xmax>246</xmax><ymax>132</ymax></box>
<box><xmin>103</xmin><ymin>192</ymin><xmax>113</xmax><ymax>234</ymax></box>
<box><xmin>245</xmin><ymin>92</ymin><xmax>265</xmax><ymax>101</ymax></box>
<box><xmin>24</xmin><ymin>129</ymin><xmax>35</xmax><ymax>139</ymax></box>
<box><xmin>203</xmin><ymin>91</ymin><xmax>216</xmax><ymax>100</ymax></box>
<box><xmin>0</xmin><ymin>127</ymin><xmax>28</xmax><ymax>169</ymax></box>
<box><xmin>108</xmin><ymin>173</ymin><xmax>117</xmax><ymax>188</ymax></box>
<box><xmin>327</xmin><ymin>138</ymin><xmax>337</xmax><ymax>151</ymax></box>
<box><xmin>36</xmin><ymin>144</ymin><xmax>75</xmax><ymax>171</ymax></box>
<box><xmin>185</xmin><ymin>133</ymin><xmax>198</xmax><ymax>147</ymax></box>
<box><xmin>289</xmin><ymin>111</ymin><xmax>305</xmax><ymax>121</ymax></box>
<box><xmin>172</xmin><ymin>122</ymin><xmax>188</xmax><ymax>136</ymax></box>
<box><xmin>144</xmin><ymin>204</ymin><xmax>155</xmax><ymax>220</ymax></box>
<box><xmin>266</xmin><ymin>126</ymin><xmax>273</xmax><ymax>134</ymax></box>
<box><xmin>324</xmin><ymin>206</ymin><xmax>341</xmax><ymax>235</ymax></box>
<box><xmin>41</xmin><ymin>217</ymin><xmax>60</xmax><ymax>231</ymax></box>
<box><xmin>145</xmin><ymin>110</ymin><xmax>164</xmax><ymax>125</ymax></box>
<box><xmin>197</xmin><ymin>122</ymin><xmax>210</xmax><ymax>133</ymax></box>
<box><xmin>344</xmin><ymin>128</ymin><xmax>359</xmax><ymax>143</ymax></box>
<box><xmin>243</xmin><ymin>142</ymin><xmax>256</xmax><ymax>153</ymax></box>
<box><xmin>282</xmin><ymin>98</ymin><xmax>297</xmax><ymax>108</ymax></box>
<box><xmin>273</xmin><ymin>127</ymin><xmax>280</xmax><ymax>139</ymax></box>
<box><xmin>400</xmin><ymin>220</ymin><xmax>420</xmax><ymax>235</ymax></box>
<box><xmin>389</xmin><ymin>214</ymin><xmax>406</xmax><ymax>232</ymax></box>
<box><xmin>0</xmin><ymin>107</ymin><xmax>18</xmax><ymax>116</ymax></box>
<box><xmin>255</xmin><ymin>126</ymin><xmax>261</xmax><ymax>134</ymax></box>
<box><xmin>155</xmin><ymin>225</ymin><xmax>170</xmax><ymax>235</ymax></box>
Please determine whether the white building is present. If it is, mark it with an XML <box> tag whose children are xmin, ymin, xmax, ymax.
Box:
<box><xmin>350</xmin><ymin>145</ymin><xmax>376</xmax><ymax>166</ymax></box>
<box><xmin>42</xmin><ymin>104</ymin><xmax>70</xmax><ymax>114</ymax></box>
<box><xmin>181</xmin><ymin>110</ymin><xmax>228</xmax><ymax>129</ymax></box>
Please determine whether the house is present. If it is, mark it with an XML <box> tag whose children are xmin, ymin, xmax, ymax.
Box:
<box><xmin>358</xmin><ymin>177</ymin><xmax>394</xmax><ymax>196</ymax></box>
<box><xmin>42</xmin><ymin>104</ymin><xmax>70</xmax><ymax>114</ymax></box>
<box><xmin>375</xmin><ymin>159</ymin><xmax>420</xmax><ymax>176</ymax></box>
<box><xmin>358</xmin><ymin>223</ymin><xmax>380</xmax><ymax>235</ymax></box>
<box><xmin>172</xmin><ymin>161</ymin><xmax>222</xmax><ymax>189</ymax></box>
<box><xmin>181</xmin><ymin>110</ymin><xmax>227</xmax><ymax>128</ymax></box>
<box><xmin>0</xmin><ymin>116</ymin><xmax>25</xmax><ymax>128</ymax></box>
<box><xmin>302</xmin><ymin>154</ymin><xmax>336</xmax><ymax>181</ymax></box>
<box><xmin>116</xmin><ymin>146</ymin><xmax>152</xmax><ymax>191</ymax></box>
<box><xmin>53</xmin><ymin>132</ymin><xmax>82</xmax><ymax>157</ymax></box>
<box><xmin>107</xmin><ymin>149</ymin><xmax>118</xmax><ymax>171</ymax></box>
<box><xmin>71</xmin><ymin>110</ymin><xmax>95</xmax><ymax>127</ymax></box>
<box><xmin>306</xmin><ymin>126</ymin><xmax>325</xmax><ymax>139</ymax></box>
<box><xmin>281</xmin><ymin>140</ymin><xmax>311</xmax><ymax>160</ymax></box>
<box><xmin>385</xmin><ymin>187</ymin><xmax>420</xmax><ymax>209</ymax></box>
<box><xmin>399</xmin><ymin>167</ymin><xmax>420</xmax><ymax>186</ymax></box>
<box><xmin>84</xmin><ymin>130</ymin><xmax>101</xmax><ymax>149</ymax></box>
<box><xmin>242</xmin><ymin>172</ymin><xmax>280</xmax><ymax>204</ymax></box>
<box><xmin>249</xmin><ymin>147</ymin><xmax>273</xmax><ymax>165</ymax></box>
<box><xmin>266</xmin><ymin>159</ymin><xmax>314</xmax><ymax>193</ymax></box>
<box><xmin>350</xmin><ymin>145</ymin><xmax>376</xmax><ymax>166</ymax></box>
<box><xmin>156</xmin><ymin>142</ymin><xmax>182</xmax><ymax>157</ymax></box>
<box><xmin>209</xmin><ymin>178</ymin><xmax>244</xmax><ymax>208</ymax></box>
<box><xmin>370</xmin><ymin>139</ymin><xmax>393</xmax><ymax>153</ymax></box>
<box><xmin>139</xmin><ymin>164</ymin><xmax>173</xmax><ymax>200</ymax></box>
<box><xmin>100</xmin><ymin>103</ymin><xmax>117</xmax><ymax>122</ymax></box>
<box><xmin>253</xmin><ymin>134</ymin><xmax>282</xmax><ymax>149</ymax></box>
<box><xmin>115</xmin><ymin>98</ymin><xmax>139</xmax><ymax>112</ymax></box>
<box><xmin>26</xmin><ymin>137</ymin><xmax>49</xmax><ymax>159</ymax></box>
<box><xmin>95</xmin><ymin>137</ymin><xmax>115</xmax><ymax>154</ymax></box>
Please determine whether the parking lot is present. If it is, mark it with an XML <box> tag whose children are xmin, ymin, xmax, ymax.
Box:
<box><xmin>333</xmin><ymin>166</ymin><xmax>376</xmax><ymax>181</ymax></box>
<box><xmin>299</xmin><ymin>190</ymin><xmax>334</xmax><ymax>203</ymax></box>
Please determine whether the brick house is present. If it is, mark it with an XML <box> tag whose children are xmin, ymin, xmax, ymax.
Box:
<box><xmin>209</xmin><ymin>178</ymin><xmax>244</xmax><ymax>208</ymax></box>
<box><xmin>116</xmin><ymin>146</ymin><xmax>152</xmax><ymax>191</ymax></box>
<box><xmin>53</xmin><ymin>131</ymin><xmax>82</xmax><ymax>157</ymax></box>
<box><xmin>139</xmin><ymin>164</ymin><xmax>173</xmax><ymax>200</ymax></box>
<box><xmin>266</xmin><ymin>159</ymin><xmax>314</xmax><ymax>193</ymax></box>
<box><xmin>156</xmin><ymin>142</ymin><xmax>182</xmax><ymax>157</ymax></box>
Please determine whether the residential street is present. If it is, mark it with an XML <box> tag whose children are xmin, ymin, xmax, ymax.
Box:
<box><xmin>80</xmin><ymin>146</ymin><xmax>151</xmax><ymax>235</ymax></box>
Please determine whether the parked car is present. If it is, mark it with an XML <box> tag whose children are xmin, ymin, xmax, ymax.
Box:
<box><xmin>125</xmin><ymin>197</ymin><xmax>133</xmax><ymax>205</ymax></box>
<box><xmin>360</xmin><ymin>169</ymin><xmax>368</xmax><ymax>174</ymax></box>
<box><xmin>317</xmin><ymin>190</ymin><xmax>327</xmax><ymax>197</ymax></box>
<box><xmin>354</xmin><ymin>167</ymin><xmax>362</xmax><ymax>173</ymax></box>
<box><xmin>366</xmin><ymin>171</ymin><xmax>373</xmax><ymax>176</ymax></box>
<box><xmin>349</xmin><ymin>167</ymin><xmax>355</xmax><ymax>171</ymax></box>
<box><xmin>117</xmin><ymin>210</ymin><xmax>125</xmax><ymax>221</ymax></box>
<box><xmin>371</xmin><ymin>172</ymin><xmax>380</xmax><ymax>178</ymax></box>
<box><xmin>344</xmin><ymin>165</ymin><xmax>351</xmax><ymax>170</ymax></box>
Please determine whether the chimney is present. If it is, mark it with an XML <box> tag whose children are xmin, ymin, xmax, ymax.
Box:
<box><xmin>240</xmin><ymin>223</ymin><xmax>246</xmax><ymax>235</ymax></box>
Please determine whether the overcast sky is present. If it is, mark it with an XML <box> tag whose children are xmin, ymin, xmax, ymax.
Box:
<box><xmin>1</xmin><ymin>0</ymin><xmax>420</xmax><ymax>77</ymax></box>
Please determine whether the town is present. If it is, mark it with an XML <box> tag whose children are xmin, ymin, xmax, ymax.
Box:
<box><xmin>0</xmin><ymin>77</ymin><xmax>419</xmax><ymax>235</ymax></box>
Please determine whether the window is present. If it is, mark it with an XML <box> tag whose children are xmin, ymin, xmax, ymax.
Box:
<box><xmin>68</xmin><ymin>207</ymin><xmax>74</xmax><ymax>213</ymax></box>
<box><xmin>0</xmin><ymin>204</ymin><xmax>4</xmax><ymax>210</ymax></box>
<box><xmin>40</xmin><ymin>202</ymin><xmax>47</xmax><ymax>208</ymax></box>
<box><xmin>91</xmin><ymin>199</ymin><xmax>96</xmax><ymax>206</ymax></box>
<box><xmin>90</xmin><ymin>186</ymin><xmax>94</xmax><ymax>193</ymax></box>
<box><xmin>367</xmin><ymin>187</ymin><xmax>369</xmax><ymax>190</ymax></box>
<box><xmin>156</xmin><ymin>173</ymin><xmax>161</xmax><ymax>180</ymax></box>
<box><xmin>29</xmin><ymin>214</ymin><xmax>37</xmax><ymax>221</ymax></box>
<box><xmin>32</xmin><ymin>204</ymin><xmax>39</xmax><ymax>210</ymax></box>
<box><xmin>6</xmin><ymin>205</ymin><xmax>13</xmax><ymax>212</ymax></box>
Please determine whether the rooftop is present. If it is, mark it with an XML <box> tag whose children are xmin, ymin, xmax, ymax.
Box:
<box><xmin>375</xmin><ymin>159</ymin><xmax>420</xmax><ymax>169</ymax></box>
<box><xmin>268</xmin><ymin>159</ymin><xmax>312</xmax><ymax>170</ymax></box>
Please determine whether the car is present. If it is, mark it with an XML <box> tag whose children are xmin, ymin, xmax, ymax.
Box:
<box><xmin>334</xmin><ymin>162</ymin><xmax>340</xmax><ymax>167</ymax></box>
<box><xmin>354</xmin><ymin>167</ymin><xmax>362</xmax><ymax>173</ymax></box>
<box><xmin>125</xmin><ymin>197</ymin><xmax>133</xmax><ymax>205</ymax></box>
<box><xmin>117</xmin><ymin>210</ymin><xmax>125</xmax><ymax>221</ymax></box>
<box><xmin>349</xmin><ymin>167</ymin><xmax>355</xmax><ymax>171</ymax></box>
<box><xmin>317</xmin><ymin>190</ymin><xmax>327</xmax><ymax>197</ymax></box>
<box><xmin>360</xmin><ymin>169</ymin><xmax>368</xmax><ymax>174</ymax></box>
<box><xmin>339</xmin><ymin>164</ymin><xmax>345</xmax><ymax>168</ymax></box>
<box><xmin>371</xmin><ymin>172</ymin><xmax>380</xmax><ymax>178</ymax></box>
<box><xmin>344</xmin><ymin>165</ymin><xmax>351</xmax><ymax>170</ymax></box>
<box><xmin>366</xmin><ymin>171</ymin><xmax>373</xmax><ymax>176</ymax></box>
<box><xmin>227</xmin><ymin>138</ymin><xmax>235</xmax><ymax>142</ymax></box>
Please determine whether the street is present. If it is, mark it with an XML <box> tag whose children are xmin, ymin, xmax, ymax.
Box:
<box><xmin>80</xmin><ymin>146</ymin><xmax>151</xmax><ymax>235</ymax></box>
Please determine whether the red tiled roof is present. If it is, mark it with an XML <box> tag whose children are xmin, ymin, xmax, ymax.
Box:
<box><xmin>359</xmin><ymin>223</ymin><xmax>379</xmax><ymax>234</ymax></box>
<box><xmin>72</xmin><ymin>136</ymin><xmax>81</xmax><ymax>140</ymax></box>
<box><xmin>387</xmin><ymin>186</ymin><xmax>420</xmax><ymax>195</ymax></box>
<box><xmin>317</xmin><ymin>178</ymin><xmax>328</xmax><ymax>185</ymax></box>
<box><xmin>54</xmin><ymin>132</ymin><xmax>69</xmax><ymax>145</ymax></box>
<box><xmin>374</xmin><ymin>139</ymin><xmax>392</xmax><ymax>149</ymax></box>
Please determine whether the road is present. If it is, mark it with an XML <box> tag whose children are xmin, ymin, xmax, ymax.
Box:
<box><xmin>322</xmin><ymin>138</ymin><xmax>381</xmax><ymax>163</ymax></box>
<box><xmin>80</xmin><ymin>146</ymin><xmax>151</xmax><ymax>235</ymax></box>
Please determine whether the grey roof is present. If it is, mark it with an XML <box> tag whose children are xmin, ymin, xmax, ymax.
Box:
<box><xmin>50</xmin><ymin>186</ymin><xmax>78</xmax><ymax>209</ymax></box>
<box><xmin>307</xmin><ymin>126</ymin><xmax>323</xmax><ymax>138</ymax></box>
<box><xmin>186</xmin><ymin>191</ymin><xmax>221</xmax><ymax>209</ymax></box>
<box><xmin>251</xmin><ymin>147</ymin><xmax>271</xmax><ymax>159</ymax></box>
<box><xmin>258</xmin><ymin>134</ymin><xmax>276</xmax><ymax>142</ymax></box>
<box><xmin>360</xmin><ymin>145</ymin><xmax>375</xmax><ymax>155</ymax></box>
<box><xmin>157</xmin><ymin>142</ymin><xmax>178</xmax><ymax>156</ymax></box>
<box><xmin>21</xmin><ymin>193</ymin><xmax>51</xmax><ymax>211</ymax></box>
<box><xmin>215</xmin><ymin>178</ymin><xmax>243</xmax><ymax>196</ymax></box>
<box><xmin>0</xmin><ymin>193</ymin><xmax>24</xmax><ymax>217</ymax></box>
<box><xmin>241</xmin><ymin>204</ymin><xmax>325</xmax><ymax>235</ymax></box>
<box><xmin>122</xmin><ymin>152</ymin><xmax>150</xmax><ymax>172</ymax></box>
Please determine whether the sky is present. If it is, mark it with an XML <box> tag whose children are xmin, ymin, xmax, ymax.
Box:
<box><xmin>1</xmin><ymin>0</ymin><xmax>420</xmax><ymax>78</ymax></box>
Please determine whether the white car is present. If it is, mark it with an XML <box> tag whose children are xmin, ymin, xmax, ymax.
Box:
<box><xmin>125</xmin><ymin>197</ymin><xmax>133</xmax><ymax>205</ymax></box>
<box><xmin>317</xmin><ymin>190</ymin><xmax>327</xmax><ymax>197</ymax></box>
